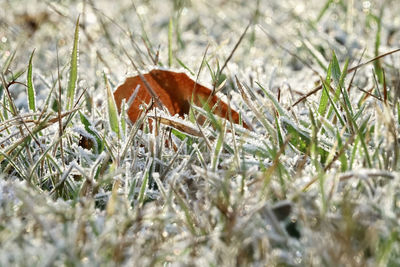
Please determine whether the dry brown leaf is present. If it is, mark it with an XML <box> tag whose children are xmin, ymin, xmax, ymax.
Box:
<box><xmin>113</xmin><ymin>69</ymin><xmax>248</xmax><ymax>129</ymax></box>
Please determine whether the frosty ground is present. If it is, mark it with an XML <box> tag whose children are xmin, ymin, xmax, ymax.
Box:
<box><xmin>1</xmin><ymin>0</ymin><xmax>400</xmax><ymax>266</ymax></box>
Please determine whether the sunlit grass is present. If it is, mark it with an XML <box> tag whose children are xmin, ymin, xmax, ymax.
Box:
<box><xmin>1</xmin><ymin>0</ymin><xmax>400</xmax><ymax>266</ymax></box>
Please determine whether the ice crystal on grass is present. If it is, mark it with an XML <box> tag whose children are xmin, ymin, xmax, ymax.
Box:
<box><xmin>1</xmin><ymin>0</ymin><xmax>400</xmax><ymax>266</ymax></box>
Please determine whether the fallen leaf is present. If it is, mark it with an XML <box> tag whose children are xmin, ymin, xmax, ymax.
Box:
<box><xmin>113</xmin><ymin>69</ymin><xmax>248</xmax><ymax>128</ymax></box>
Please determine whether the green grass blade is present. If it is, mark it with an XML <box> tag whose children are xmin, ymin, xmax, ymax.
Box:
<box><xmin>11</xmin><ymin>69</ymin><xmax>25</xmax><ymax>82</ymax></box>
<box><xmin>331</xmin><ymin>50</ymin><xmax>341</xmax><ymax>89</ymax></box>
<box><xmin>138</xmin><ymin>170</ymin><xmax>149</xmax><ymax>206</ymax></box>
<box><xmin>3</xmin><ymin>49</ymin><xmax>16</xmax><ymax>73</ymax></box>
<box><xmin>2</xmin><ymin>96</ymin><xmax>9</xmax><ymax>120</ymax></box>
<box><xmin>212</xmin><ymin>124</ymin><xmax>225</xmax><ymax>172</ymax></box>
<box><xmin>338</xmin><ymin>60</ymin><xmax>354</xmax><ymax>118</ymax></box>
<box><xmin>340</xmin><ymin>84</ymin><xmax>353</xmax><ymax>117</ymax></box>
<box><xmin>104</xmin><ymin>73</ymin><xmax>120</xmax><ymax>139</ymax></box>
<box><xmin>321</xmin><ymin>79</ymin><xmax>345</xmax><ymax>126</ymax></box>
<box><xmin>0</xmin><ymin>150</ymin><xmax>28</xmax><ymax>180</ymax></box>
<box><xmin>138</xmin><ymin>158</ymin><xmax>153</xmax><ymax>206</ymax></box>
<box><xmin>120</xmin><ymin>99</ymin><xmax>127</xmax><ymax>138</ymax></box>
<box><xmin>67</xmin><ymin>16</ymin><xmax>80</xmax><ymax>110</ymax></box>
<box><xmin>397</xmin><ymin>102</ymin><xmax>400</xmax><ymax>125</ymax></box>
<box><xmin>374</xmin><ymin>7</ymin><xmax>384</xmax><ymax>83</ymax></box>
<box><xmin>29</xmin><ymin>139</ymin><xmax>59</xmax><ymax>183</ymax></box>
<box><xmin>176</xmin><ymin>58</ymin><xmax>195</xmax><ymax>75</ymax></box>
<box><xmin>256</xmin><ymin>82</ymin><xmax>288</xmax><ymax>117</ymax></box>
<box><xmin>79</xmin><ymin>111</ymin><xmax>104</xmax><ymax>153</ymax></box>
<box><xmin>339</xmin><ymin>57</ymin><xmax>349</xmax><ymax>88</ymax></box>
<box><xmin>355</xmin><ymin>116</ymin><xmax>372</xmax><ymax>168</ymax></box>
<box><xmin>318</xmin><ymin>86</ymin><xmax>329</xmax><ymax>116</ymax></box>
<box><xmin>318</xmin><ymin>62</ymin><xmax>331</xmax><ymax>116</ymax></box>
<box><xmin>316</xmin><ymin>0</ymin><xmax>334</xmax><ymax>22</ymax></box>
<box><xmin>281</xmin><ymin>118</ymin><xmax>310</xmax><ymax>153</ymax></box>
<box><xmin>275</xmin><ymin>116</ymin><xmax>284</xmax><ymax>147</ymax></box>
<box><xmin>27</xmin><ymin>49</ymin><xmax>36</xmax><ymax>112</ymax></box>
<box><xmin>302</xmin><ymin>39</ymin><xmax>328</xmax><ymax>71</ymax></box>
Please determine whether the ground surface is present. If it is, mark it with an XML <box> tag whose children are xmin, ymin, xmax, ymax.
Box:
<box><xmin>1</xmin><ymin>0</ymin><xmax>400</xmax><ymax>266</ymax></box>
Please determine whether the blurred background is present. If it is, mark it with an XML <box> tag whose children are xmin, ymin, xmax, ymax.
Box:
<box><xmin>1</xmin><ymin>0</ymin><xmax>399</xmax><ymax>111</ymax></box>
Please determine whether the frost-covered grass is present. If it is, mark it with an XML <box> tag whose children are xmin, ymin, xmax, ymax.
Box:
<box><xmin>1</xmin><ymin>0</ymin><xmax>400</xmax><ymax>266</ymax></box>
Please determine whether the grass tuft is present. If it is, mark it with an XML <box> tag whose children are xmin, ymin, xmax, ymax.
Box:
<box><xmin>1</xmin><ymin>1</ymin><xmax>400</xmax><ymax>266</ymax></box>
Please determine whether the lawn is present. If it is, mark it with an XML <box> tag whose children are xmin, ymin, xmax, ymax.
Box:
<box><xmin>1</xmin><ymin>0</ymin><xmax>399</xmax><ymax>266</ymax></box>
